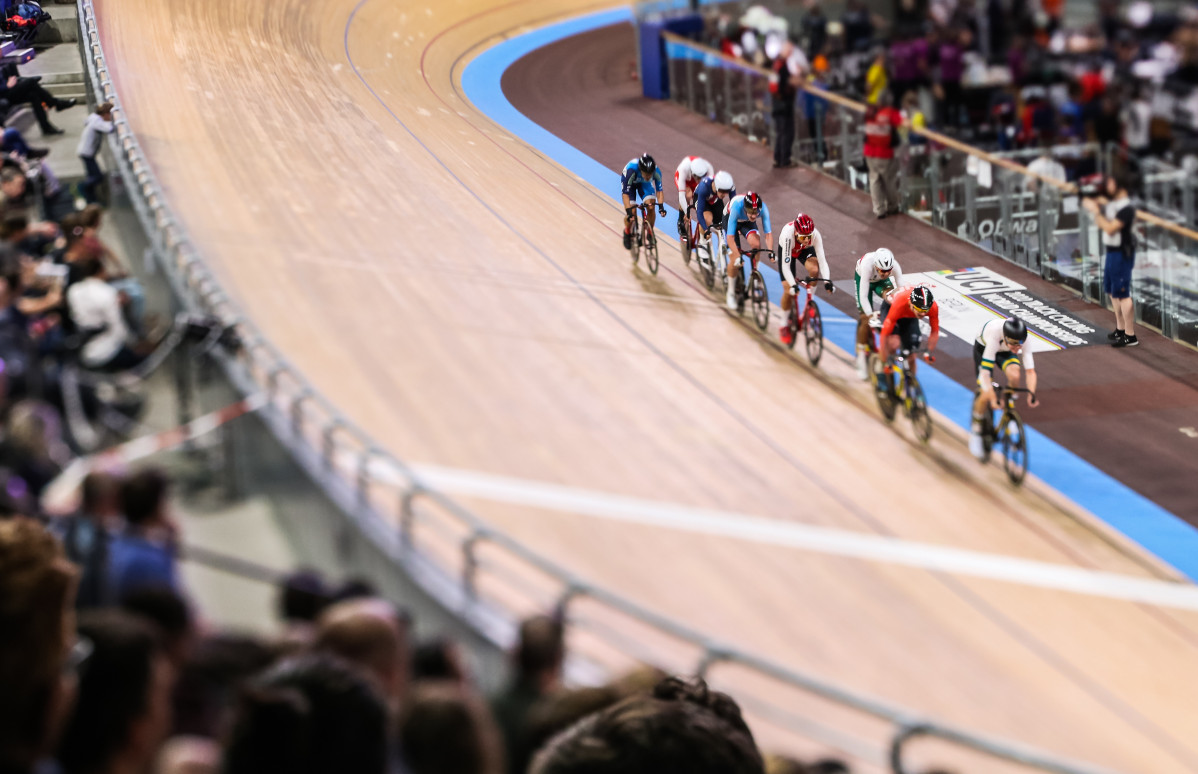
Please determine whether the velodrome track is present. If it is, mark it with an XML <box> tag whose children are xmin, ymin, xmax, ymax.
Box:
<box><xmin>97</xmin><ymin>0</ymin><xmax>1198</xmax><ymax>770</ymax></box>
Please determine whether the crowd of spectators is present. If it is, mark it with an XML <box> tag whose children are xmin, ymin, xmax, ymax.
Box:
<box><xmin>0</xmin><ymin>500</ymin><xmax>898</xmax><ymax>774</ymax></box>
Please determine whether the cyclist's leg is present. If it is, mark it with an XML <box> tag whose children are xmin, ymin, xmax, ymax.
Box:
<box><xmin>622</xmin><ymin>192</ymin><xmax>633</xmax><ymax>231</ymax></box>
<box><xmin>645</xmin><ymin>194</ymin><xmax>658</xmax><ymax>228</ymax></box>
<box><xmin>899</xmin><ymin>319</ymin><xmax>921</xmax><ymax>376</ymax></box>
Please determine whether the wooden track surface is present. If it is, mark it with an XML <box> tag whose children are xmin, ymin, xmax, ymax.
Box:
<box><xmin>96</xmin><ymin>0</ymin><xmax>1198</xmax><ymax>769</ymax></box>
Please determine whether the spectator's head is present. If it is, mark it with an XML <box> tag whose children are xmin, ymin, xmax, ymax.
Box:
<box><xmin>80</xmin><ymin>203</ymin><xmax>105</xmax><ymax>231</ymax></box>
<box><xmin>279</xmin><ymin>569</ymin><xmax>331</xmax><ymax>624</ymax></box>
<box><xmin>171</xmin><ymin>633</ymin><xmax>276</xmax><ymax>739</ymax></box>
<box><xmin>57</xmin><ymin>610</ymin><xmax>176</xmax><ymax>774</ymax></box>
<box><xmin>81</xmin><ymin>471</ymin><xmax>123</xmax><ymax>523</ymax></box>
<box><xmin>412</xmin><ymin>637</ymin><xmax>470</xmax><ymax>685</ymax></box>
<box><xmin>96</xmin><ymin>102</ymin><xmax>114</xmax><ymax>121</ymax></box>
<box><xmin>0</xmin><ymin>210</ymin><xmax>28</xmax><ymax>241</ymax></box>
<box><xmin>877</xmin><ymin>89</ymin><xmax>894</xmax><ymax>108</ymax></box>
<box><xmin>0</xmin><ymin>167</ymin><xmax>26</xmax><ymax>201</ymax></box>
<box><xmin>514</xmin><ymin>614</ymin><xmax>565</xmax><ymax>692</ymax></box>
<box><xmin>120</xmin><ymin>585</ymin><xmax>196</xmax><ymax>667</ymax></box>
<box><xmin>0</xmin><ymin>517</ymin><xmax>79</xmax><ymax>770</ymax></box>
<box><xmin>398</xmin><ymin>680</ymin><xmax>504</xmax><ymax>774</ymax></box>
<box><xmin>0</xmin><ymin>243</ymin><xmax>24</xmax><ymax>307</ymax></box>
<box><xmin>315</xmin><ymin>597</ymin><xmax>410</xmax><ymax>709</ymax></box>
<box><xmin>330</xmin><ymin>576</ymin><xmax>378</xmax><ymax>603</ymax></box>
<box><xmin>223</xmin><ymin>654</ymin><xmax>388</xmax><ymax>774</ymax></box>
<box><xmin>73</xmin><ymin>255</ymin><xmax>104</xmax><ymax>282</ymax></box>
<box><xmin>530</xmin><ymin>677</ymin><xmax>764</xmax><ymax>774</ymax></box>
<box><xmin>1104</xmin><ymin>170</ymin><xmax>1131</xmax><ymax>198</ymax></box>
<box><xmin>120</xmin><ymin>467</ymin><xmax>171</xmax><ymax>530</ymax></box>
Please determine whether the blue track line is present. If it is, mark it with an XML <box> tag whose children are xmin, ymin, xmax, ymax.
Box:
<box><xmin>460</xmin><ymin>8</ymin><xmax>1198</xmax><ymax>582</ymax></box>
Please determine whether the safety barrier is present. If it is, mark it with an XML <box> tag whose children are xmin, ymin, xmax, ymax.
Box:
<box><xmin>660</xmin><ymin>31</ymin><xmax>1198</xmax><ymax>350</ymax></box>
<box><xmin>75</xmin><ymin>3</ymin><xmax>1129</xmax><ymax>772</ymax></box>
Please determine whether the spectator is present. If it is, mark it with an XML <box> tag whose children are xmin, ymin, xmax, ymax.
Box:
<box><xmin>78</xmin><ymin>103</ymin><xmax>115</xmax><ymax>206</ymax></box>
<box><xmin>65</xmin><ymin>207</ymin><xmax>148</xmax><ymax>336</ymax></box>
<box><xmin>932</xmin><ymin>28</ymin><xmax>966</xmax><ymax>130</ymax></box>
<box><xmin>57</xmin><ymin>610</ymin><xmax>177</xmax><ymax>774</ymax></box>
<box><xmin>398</xmin><ymin>680</ymin><xmax>504</xmax><ymax>774</ymax></box>
<box><xmin>315</xmin><ymin>596</ymin><xmax>411</xmax><ymax>716</ymax></box>
<box><xmin>171</xmin><ymin>633</ymin><xmax>276</xmax><ymax>739</ymax></box>
<box><xmin>66</xmin><ymin>255</ymin><xmax>145</xmax><ymax>372</ymax></box>
<box><xmin>491</xmin><ymin>614</ymin><xmax>565</xmax><ymax>774</ymax></box>
<box><xmin>802</xmin><ymin>56</ymin><xmax>830</xmax><ymax>162</ymax></box>
<box><xmin>863</xmin><ymin>91</ymin><xmax>903</xmax><ymax>218</ymax></box>
<box><xmin>330</xmin><ymin>575</ymin><xmax>378</xmax><ymax>603</ymax></box>
<box><xmin>108</xmin><ymin>467</ymin><xmax>180</xmax><ymax>599</ymax></box>
<box><xmin>1083</xmin><ymin>172</ymin><xmax>1139</xmax><ymax>347</ymax></box>
<box><xmin>1</xmin><ymin>127</ymin><xmax>49</xmax><ymax>160</ymax></box>
<box><xmin>277</xmin><ymin>568</ymin><xmax>331</xmax><ymax>652</ymax></box>
<box><xmin>1122</xmin><ymin>85</ymin><xmax>1152</xmax><ymax>158</ymax></box>
<box><xmin>1090</xmin><ymin>94</ymin><xmax>1122</xmax><ymax>150</ymax></box>
<box><xmin>222</xmin><ymin>654</ymin><xmax>389</xmax><ymax>774</ymax></box>
<box><xmin>57</xmin><ymin>471</ymin><xmax>123</xmax><ymax>609</ymax></box>
<box><xmin>529</xmin><ymin>677</ymin><xmax>765</xmax><ymax>774</ymax></box>
<box><xmin>0</xmin><ymin>75</ymin><xmax>77</xmax><ymax>136</ymax></box>
<box><xmin>1059</xmin><ymin>81</ymin><xmax>1085</xmax><ymax>140</ymax></box>
<box><xmin>800</xmin><ymin>1</ymin><xmax>827</xmax><ymax>58</ymax></box>
<box><xmin>770</xmin><ymin>40</ymin><xmax>806</xmax><ymax>168</ymax></box>
<box><xmin>413</xmin><ymin>637</ymin><xmax>471</xmax><ymax>685</ymax></box>
<box><xmin>0</xmin><ymin>517</ymin><xmax>80</xmax><ymax>774</ymax></box>
<box><xmin>121</xmin><ymin>585</ymin><xmax>197</xmax><ymax>668</ymax></box>
<box><xmin>865</xmin><ymin>47</ymin><xmax>888</xmax><ymax>104</ymax></box>
<box><xmin>0</xmin><ymin>399</ymin><xmax>67</xmax><ymax>498</ymax></box>
<box><xmin>841</xmin><ymin>0</ymin><xmax>875</xmax><ymax>54</ymax></box>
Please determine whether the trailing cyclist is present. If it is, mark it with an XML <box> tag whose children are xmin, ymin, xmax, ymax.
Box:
<box><xmin>877</xmin><ymin>285</ymin><xmax>939</xmax><ymax>390</ymax></box>
<box><xmin>621</xmin><ymin>153</ymin><xmax>666</xmax><ymax>250</ymax></box>
<box><xmin>854</xmin><ymin>248</ymin><xmax>903</xmax><ymax>380</ymax></box>
<box><xmin>725</xmin><ymin>191</ymin><xmax>773</xmax><ymax>310</ymax></box>
<box><xmin>970</xmin><ymin>317</ymin><xmax>1039</xmax><ymax>460</ymax></box>
<box><xmin>777</xmin><ymin>212</ymin><xmax>833</xmax><ymax>346</ymax></box>
<box><xmin>674</xmin><ymin>156</ymin><xmax>713</xmax><ymax>241</ymax></box>
<box><xmin>694</xmin><ymin>170</ymin><xmax>735</xmax><ymax>239</ymax></box>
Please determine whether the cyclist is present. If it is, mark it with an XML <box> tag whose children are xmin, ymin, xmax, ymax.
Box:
<box><xmin>674</xmin><ymin>156</ymin><xmax>713</xmax><ymax>241</ymax></box>
<box><xmin>694</xmin><ymin>170</ymin><xmax>735</xmax><ymax>238</ymax></box>
<box><xmin>854</xmin><ymin>248</ymin><xmax>903</xmax><ymax>379</ymax></box>
<box><xmin>725</xmin><ymin>191</ymin><xmax>773</xmax><ymax>310</ymax></box>
<box><xmin>777</xmin><ymin>212</ymin><xmax>833</xmax><ymax>346</ymax></box>
<box><xmin>969</xmin><ymin>316</ymin><xmax>1039</xmax><ymax>459</ymax></box>
<box><xmin>621</xmin><ymin>153</ymin><xmax>666</xmax><ymax>250</ymax></box>
<box><xmin>877</xmin><ymin>285</ymin><xmax>939</xmax><ymax>390</ymax></box>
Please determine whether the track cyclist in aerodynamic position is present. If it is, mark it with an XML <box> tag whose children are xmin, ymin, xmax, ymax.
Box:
<box><xmin>725</xmin><ymin>191</ymin><xmax>773</xmax><ymax>310</ymax></box>
<box><xmin>969</xmin><ymin>316</ymin><xmax>1039</xmax><ymax>459</ymax></box>
<box><xmin>621</xmin><ymin>153</ymin><xmax>666</xmax><ymax>250</ymax></box>
<box><xmin>694</xmin><ymin>170</ymin><xmax>735</xmax><ymax>239</ymax></box>
<box><xmin>854</xmin><ymin>247</ymin><xmax>902</xmax><ymax>379</ymax></box>
<box><xmin>674</xmin><ymin>155</ymin><xmax>713</xmax><ymax>243</ymax></box>
<box><xmin>777</xmin><ymin>212</ymin><xmax>833</xmax><ymax>346</ymax></box>
<box><xmin>877</xmin><ymin>285</ymin><xmax>939</xmax><ymax>386</ymax></box>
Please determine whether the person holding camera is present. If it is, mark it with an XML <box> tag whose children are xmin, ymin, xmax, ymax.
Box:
<box><xmin>1082</xmin><ymin>173</ymin><xmax>1138</xmax><ymax>348</ymax></box>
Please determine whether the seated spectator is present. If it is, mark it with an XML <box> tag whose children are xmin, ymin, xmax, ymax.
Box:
<box><xmin>0</xmin><ymin>74</ymin><xmax>77</xmax><ymax>136</ymax></box>
<box><xmin>0</xmin><ymin>517</ymin><xmax>80</xmax><ymax>774</ymax></box>
<box><xmin>412</xmin><ymin>636</ymin><xmax>471</xmax><ymax>685</ymax></box>
<box><xmin>171</xmin><ymin>633</ymin><xmax>276</xmax><ymax>739</ymax></box>
<box><xmin>491</xmin><ymin>614</ymin><xmax>565</xmax><ymax>774</ymax></box>
<box><xmin>66</xmin><ymin>254</ymin><xmax>146</xmax><ymax>371</ymax></box>
<box><xmin>121</xmin><ymin>585</ymin><xmax>197</xmax><ymax>668</ymax></box>
<box><xmin>277</xmin><ymin>568</ymin><xmax>332</xmax><ymax>653</ymax></box>
<box><xmin>108</xmin><ymin>467</ymin><xmax>180</xmax><ymax>599</ymax></box>
<box><xmin>1</xmin><ymin>211</ymin><xmax>59</xmax><ymax>258</ymax></box>
<box><xmin>56</xmin><ymin>470</ymin><xmax>124</xmax><ymax>609</ymax></box>
<box><xmin>0</xmin><ymin>160</ymin><xmax>75</xmax><ymax>224</ymax></box>
<box><xmin>1</xmin><ymin>127</ymin><xmax>49</xmax><ymax>160</ymax></box>
<box><xmin>222</xmin><ymin>654</ymin><xmax>389</xmax><ymax>774</ymax></box>
<box><xmin>78</xmin><ymin>103</ymin><xmax>115</xmax><ymax>206</ymax></box>
<box><xmin>530</xmin><ymin>676</ymin><xmax>765</xmax><ymax>774</ymax></box>
<box><xmin>56</xmin><ymin>609</ymin><xmax>177</xmax><ymax>774</ymax></box>
<box><xmin>315</xmin><ymin>596</ymin><xmax>411</xmax><ymax>717</ymax></box>
<box><xmin>398</xmin><ymin>680</ymin><xmax>504</xmax><ymax>774</ymax></box>
<box><xmin>0</xmin><ymin>400</ymin><xmax>67</xmax><ymax>499</ymax></box>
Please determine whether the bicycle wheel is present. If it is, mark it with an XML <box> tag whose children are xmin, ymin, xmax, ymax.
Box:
<box><xmin>734</xmin><ymin>273</ymin><xmax>746</xmax><ymax>314</ymax></box>
<box><xmin>907</xmin><ymin>374</ymin><xmax>933</xmax><ymax>444</ymax></box>
<box><xmin>785</xmin><ymin>308</ymin><xmax>799</xmax><ymax>350</ymax></box>
<box><xmin>629</xmin><ymin>217</ymin><xmax>640</xmax><ymax>263</ymax></box>
<box><xmin>681</xmin><ymin>231</ymin><xmax>692</xmax><ymax>266</ymax></box>
<box><xmin>979</xmin><ymin>403</ymin><xmax>994</xmax><ymax>462</ymax></box>
<box><xmin>1000</xmin><ymin>411</ymin><xmax>1028</xmax><ymax>485</ymax></box>
<box><xmin>750</xmin><ymin>270</ymin><xmax>769</xmax><ymax>330</ymax></box>
<box><xmin>697</xmin><ymin>245</ymin><xmax>715</xmax><ymax>289</ymax></box>
<box><xmin>644</xmin><ymin>225</ymin><xmax>659</xmax><ymax>275</ymax></box>
<box><xmin>803</xmin><ymin>299</ymin><xmax>823</xmax><ymax>366</ymax></box>
<box><xmin>870</xmin><ymin>355</ymin><xmax>896</xmax><ymax>421</ymax></box>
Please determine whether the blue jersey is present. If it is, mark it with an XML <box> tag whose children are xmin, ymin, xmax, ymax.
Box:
<box><xmin>727</xmin><ymin>195</ymin><xmax>771</xmax><ymax>244</ymax></box>
<box><xmin>694</xmin><ymin>176</ymin><xmax>735</xmax><ymax>231</ymax></box>
<box><xmin>620</xmin><ymin>159</ymin><xmax>663</xmax><ymax>198</ymax></box>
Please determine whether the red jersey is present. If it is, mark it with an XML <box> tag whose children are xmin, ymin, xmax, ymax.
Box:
<box><xmin>880</xmin><ymin>285</ymin><xmax>939</xmax><ymax>339</ymax></box>
<box><xmin>864</xmin><ymin>107</ymin><xmax>902</xmax><ymax>160</ymax></box>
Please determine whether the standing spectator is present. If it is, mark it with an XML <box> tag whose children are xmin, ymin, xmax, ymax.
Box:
<box><xmin>1091</xmin><ymin>94</ymin><xmax>1122</xmax><ymax>149</ymax></box>
<box><xmin>57</xmin><ymin>471</ymin><xmax>123</xmax><ymax>609</ymax></box>
<box><xmin>863</xmin><ymin>91</ymin><xmax>903</xmax><ymax>218</ymax></box>
<box><xmin>412</xmin><ymin>637</ymin><xmax>472</xmax><ymax>685</ymax></box>
<box><xmin>277</xmin><ymin>569</ymin><xmax>331</xmax><ymax>653</ymax></box>
<box><xmin>933</xmin><ymin>28</ymin><xmax>966</xmax><ymax>130</ymax></box>
<box><xmin>1083</xmin><ymin>173</ymin><xmax>1139</xmax><ymax>347</ymax></box>
<box><xmin>803</xmin><ymin>56</ymin><xmax>831</xmax><ymax>162</ymax></box>
<box><xmin>841</xmin><ymin>0</ymin><xmax>875</xmax><ymax>53</ymax></box>
<box><xmin>800</xmin><ymin>1</ymin><xmax>827</xmax><ymax>58</ymax></box>
<box><xmin>491</xmin><ymin>615</ymin><xmax>565</xmax><ymax>774</ymax></box>
<box><xmin>770</xmin><ymin>41</ymin><xmax>806</xmax><ymax>168</ymax></box>
<box><xmin>1122</xmin><ymin>85</ymin><xmax>1152</xmax><ymax>158</ymax></box>
<box><xmin>1059</xmin><ymin>82</ymin><xmax>1085</xmax><ymax>140</ymax></box>
<box><xmin>865</xmin><ymin>47</ymin><xmax>888</xmax><ymax>104</ymax></box>
<box><xmin>120</xmin><ymin>586</ymin><xmax>197</xmax><ymax>668</ymax></box>
<box><xmin>398</xmin><ymin>681</ymin><xmax>504</xmax><ymax>774</ymax></box>
<box><xmin>108</xmin><ymin>468</ymin><xmax>180</xmax><ymax>599</ymax></box>
<box><xmin>0</xmin><ymin>517</ymin><xmax>80</xmax><ymax>774</ymax></box>
<box><xmin>56</xmin><ymin>610</ymin><xmax>177</xmax><ymax>774</ymax></box>
<box><xmin>315</xmin><ymin>596</ymin><xmax>411</xmax><ymax>718</ymax></box>
<box><xmin>77</xmin><ymin>103</ymin><xmax>115</xmax><ymax>205</ymax></box>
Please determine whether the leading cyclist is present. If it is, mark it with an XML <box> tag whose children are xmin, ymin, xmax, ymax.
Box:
<box><xmin>777</xmin><ymin>213</ymin><xmax>833</xmax><ymax>346</ymax></box>
<box><xmin>674</xmin><ymin>155</ymin><xmax>713</xmax><ymax>242</ymax></box>
<box><xmin>725</xmin><ymin>191</ymin><xmax>773</xmax><ymax>310</ymax></box>
<box><xmin>877</xmin><ymin>285</ymin><xmax>939</xmax><ymax>388</ymax></box>
<box><xmin>621</xmin><ymin>152</ymin><xmax>666</xmax><ymax>250</ymax></box>
<box><xmin>854</xmin><ymin>247</ymin><xmax>902</xmax><ymax>380</ymax></box>
<box><xmin>970</xmin><ymin>316</ymin><xmax>1039</xmax><ymax>459</ymax></box>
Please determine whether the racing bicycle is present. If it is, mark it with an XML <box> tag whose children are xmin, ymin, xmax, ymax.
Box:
<box><xmin>978</xmin><ymin>384</ymin><xmax>1032</xmax><ymax>485</ymax></box>
<box><xmin>732</xmin><ymin>247</ymin><xmax>771</xmax><ymax>330</ymax></box>
<box><xmin>626</xmin><ymin>203</ymin><xmax>660</xmax><ymax>275</ymax></box>
<box><xmin>871</xmin><ymin>345</ymin><xmax>934</xmax><ymax>444</ymax></box>
<box><xmin>693</xmin><ymin>225</ymin><xmax>730</xmax><ymax>291</ymax></box>
<box><xmin>782</xmin><ymin>277</ymin><xmax>828</xmax><ymax>366</ymax></box>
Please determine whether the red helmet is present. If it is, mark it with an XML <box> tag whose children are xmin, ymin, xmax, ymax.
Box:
<box><xmin>744</xmin><ymin>191</ymin><xmax>762</xmax><ymax>210</ymax></box>
<box><xmin>794</xmin><ymin>213</ymin><xmax>815</xmax><ymax>236</ymax></box>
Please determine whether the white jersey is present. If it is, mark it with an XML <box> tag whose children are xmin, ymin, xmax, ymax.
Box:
<box><xmin>976</xmin><ymin>319</ymin><xmax>1035</xmax><ymax>377</ymax></box>
<box><xmin>777</xmin><ymin>223</ymin><xmax>829</xmax><ymax>284</ymax></box>
<box><xmin>854</xmin><ymin>250</ymin><xmax>903</xmax><ymax>311</ymax></box>
<box><xmin>674</xmin><ymin>156</ymin><xmax>708</xmax><ymax>210</ymax></box>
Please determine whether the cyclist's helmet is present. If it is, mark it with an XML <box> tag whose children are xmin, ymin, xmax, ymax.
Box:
<box><xmin>910</xmin><ymin>285</ymin><xmax>934</xmax><ymax>313</ymax></box>
<box><xmin>638</xmin><ymin>153</ymin><xmax>657</xmax><ymax>176</ymax></box>
<box><xmin>713</xmin><ymin>170</ymin><xmax>734</xmax><ymax>193</ymax></box>
<box><xmin>690</xmin><ymin>157</ymin><xmax>713</xmax><ymax>180</ymax></box>
<box><xmin>744</xmin><ymin>191</ymin><xmax>762</xmax><ymax>211</ymax></box>
<box><xmin>874</xmin><ymin>248</ymin><xmax>895</xmax><ymax>272</ymax></box>
<box><xmin>794</xmin><ymin>213</ymin><xmax>815</xmax><ymax>236</ymax></box>
<box><xmin>1002</xmin><ymin>316</ymin><xmax>1028</xmax><ymax>345</ymax></box>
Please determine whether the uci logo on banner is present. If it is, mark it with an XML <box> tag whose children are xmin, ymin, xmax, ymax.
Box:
<box><xmin>930</xmin><ymin>267</ymin><xmax>1026</xmax><ymax>296</ymax></box>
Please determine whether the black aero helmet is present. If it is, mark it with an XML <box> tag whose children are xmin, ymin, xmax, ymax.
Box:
<box><xmin>910</xmin><ymin>285</ymin><xmax>934</xmax><ymax>312</ymax></box>
<box><xmin>1003</xmin><ymin>316</ymin><xmax>1028</xmax><ymax>344</ymax></box>
<box><xmin>639</xmin><ymin>153</ymin><xmax>656</xmax><ymax>175</ymax></box>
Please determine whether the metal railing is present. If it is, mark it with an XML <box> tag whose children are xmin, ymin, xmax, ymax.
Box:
<box><xmin>661</xmin><ymin>31</ymin><xmax>1198</xmax><ymax>351</ymax></box>
<box><xmin>75</xmin><ymin>4</ymin><xmax>1130</xmax><ymax>772</ymax></box>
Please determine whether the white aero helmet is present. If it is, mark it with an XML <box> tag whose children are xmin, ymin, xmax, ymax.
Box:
<box><xmin>713</xmin><ymin>170</ymin><xmax>734</xmax><ymax>193</ymax></box>
<box><xmin>690</xmin><ymin>157</ymin><xmax>713</xmax><ymax>180</ymax></box>
<box><xmin>874</xmin><ymin>248</ymin><xmax>895</xmax><ymax>272</ymax></box>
